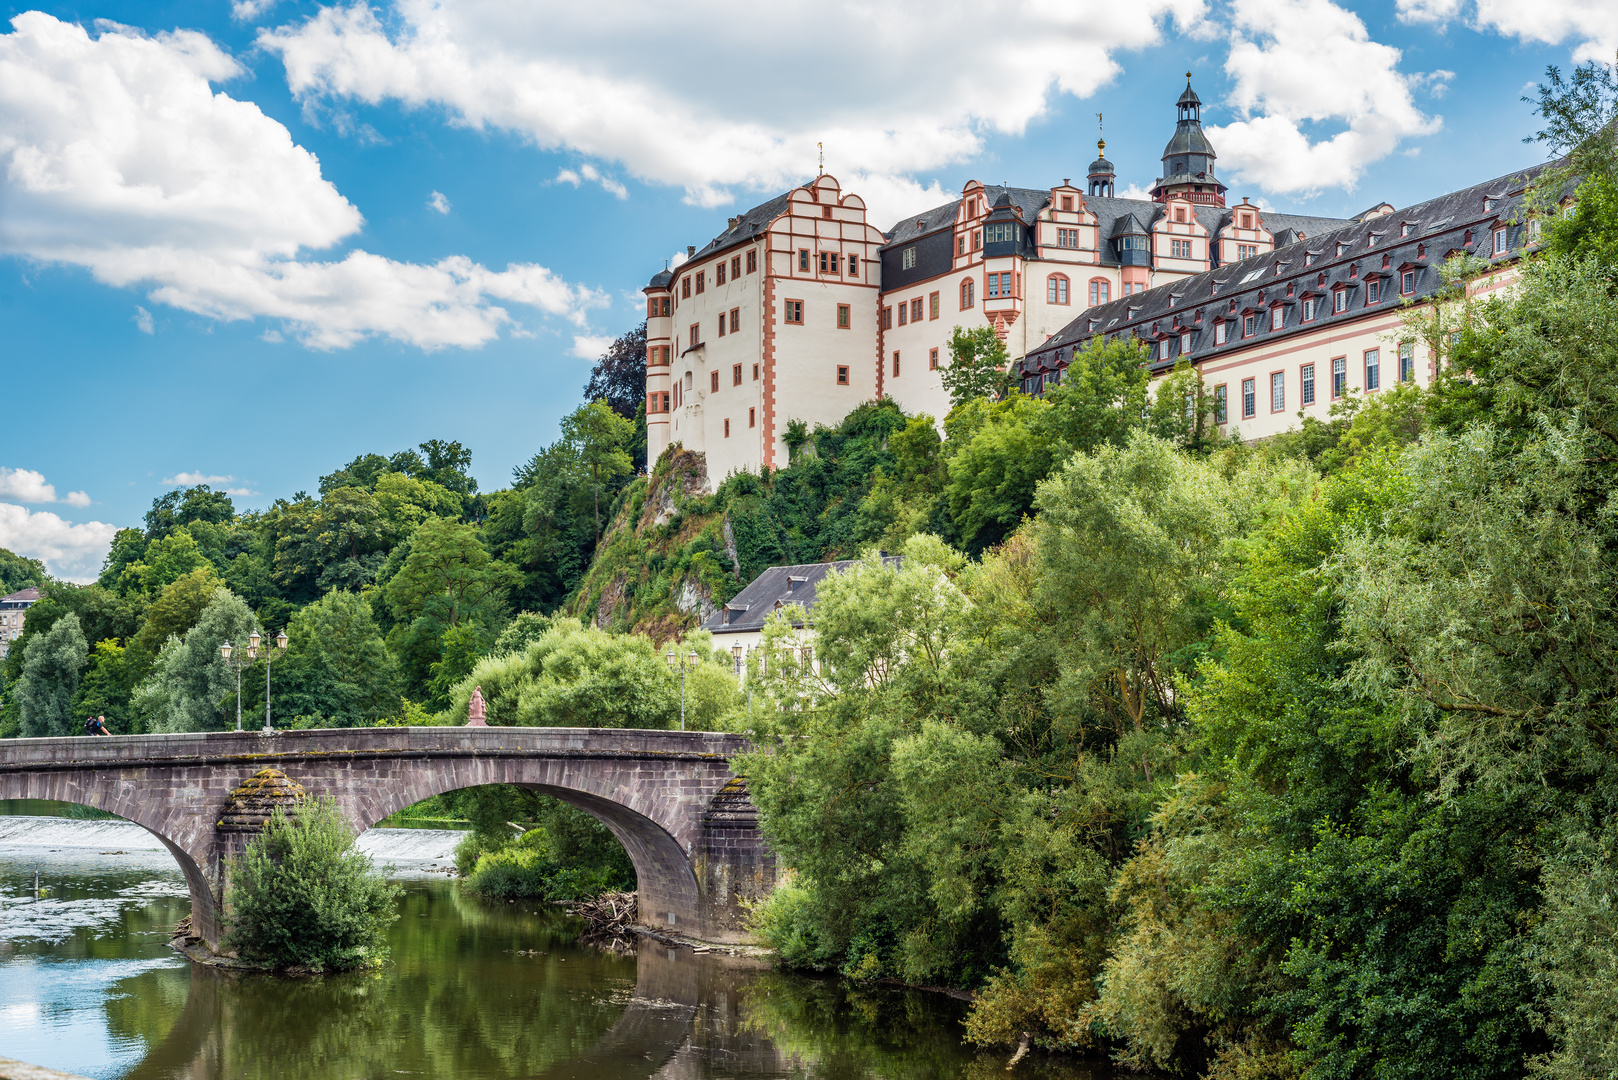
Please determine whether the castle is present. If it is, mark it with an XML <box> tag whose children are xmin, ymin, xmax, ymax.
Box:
<box><xmin>641</xmin><ymin>75</ymin><xmax>1522</xmax><ymax>478</ymax></box>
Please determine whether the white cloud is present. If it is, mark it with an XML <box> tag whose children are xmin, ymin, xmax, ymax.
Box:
<box><xmin>233</xmin><ymin>0</ymin><xmax>282</xmax><ymax>21</ymax></box>
<box><xmin>571</xmin><ymin>334</ymin><xmax>615</xmax><ymax>360</ymax></box>
<box><xmin>427</xmin><ymin>189</ymin><xmax>450</xmax><ymax>213</ymax></box>
<box><xmin>0</xmin><ymin>467</ymin><xmax>89</xmax><ymax>509</ymax></box>
<box><xmin>554</xmin><ymin>163</ymin><xmax>627</xmax><ymax>200</ymax></box>
<box><xmin>0</xmin><ymin>503</ymin><xmax>120</xmax><ymax>583</ymax></box>
<box><xmin>1398</xmin><ymin>0</ymin><xmax>1618</xmax><ymax>63</ymax></box>
<box><xmin>0</xmin><ymin>13</ymin><xmax>607</xmax><ymax>350</ymax></box>
<box><xmin>1208</xmin><ymin>0</ymin><xmax>1442</xmax><ymax>196</ymax></box>
<box><xmin>133</xmin><ymin>305</ymin><xmax>153</xmax><ymax>333</ymax></box>
<box><xmin>162</xmin><ymin>471</ymin><xmax>234</xmax><ymax>485</ymax></box>
<box><xmin>259</xmin><ymin>0</ymin><xmax>1207</xmax><ymax>225</ymax></box>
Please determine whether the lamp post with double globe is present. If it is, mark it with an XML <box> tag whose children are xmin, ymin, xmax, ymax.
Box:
<box><xmin>664</xmin><ymin>647</ymin><xmax>699</xmax><ymax>732</ymax></box>
<box><xmin>220</xmin><ymin>629</ymin><xmax>288</xmax><ymax>733</ymax></box>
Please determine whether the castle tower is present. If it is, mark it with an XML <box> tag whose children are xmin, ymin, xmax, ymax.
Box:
<box><xmin>1087</xmin><ymin>136</ymin><xmax>1115</xmax><ymax>198</ymax></box>
<box><xmin>643</xmin><ymin>269</ymin><xmax>674</xmax><ymax>466</ymax></box>
<box><xmin>1150</xmin><ymin>74</ymin><xmax>1226</xmax><ymax>207</ymax></box>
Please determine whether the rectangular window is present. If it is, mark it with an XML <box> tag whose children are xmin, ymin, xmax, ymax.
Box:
<box><xmin>820</xmin><ymin>251</ymin><xmax>839</xmax><ymax>274</ymax></box>
<box><xmin>749</xmin><ymin>407</ymin><xmax>756</xmax><ymax>428</ymax></box>
<box><xmin>716</xmin><ymin>262</ymin><xmax>727</xmax><ymax>286</ymax></box>
<box><xmin>1271</xmin><ymin>306</ymin><xmax>1284</xmax><ymax>330</ymax></box>
<box><xmin>710</xmin><ymin>370</ymin><xmax>720</xmax><ymax>393</ymax></box>
<box><xmin>1332</xmin><ymin>356</ymin><xmax>1346</xmax><ymax>398</ymax></box>
<box><xmin>695</xmin><ymin>271</ymin><xmax>705</xmax><ymax>294</ymax></box>
<box><xmin>661</xmin><ymin>297</ymin><xmax>671</xmax><ymax>316</ymax></box>
<box><xmin>798</xmin><ymin>249</ymin><xmax>810</xmax><ymax>272</ymax></box>
<box><xmin>961</xmin><ymin>279</ymin><xmax>974</xmax><ymax>308</ymax></box>
<box><xmin>1302</xmin><ymin>297</ymin><xmax>1316</xmax><ymax>321</ymax></box>
<box><xmin>929</xmin><ymin>347</ymin><xmax>939</xmax><ymax>370</ymax></box>
<box><xmin>1214</xmin><ymin>321</ymin><xmax>1227</xmax><ymax>345</ymax></box>
<box><xmin>929</xmin><ymin>292</ymin><xmax>940</xmax><ymax>319</ymax></box>
<box><xmin>1171</xmin><ymin>239</ymin><xmax>1192</xmax><ymax>258</ymax></box>
<box><xmin>1301</xmin><ymin>363</ymin><xmax>1316</xmax><ymax>405</ymax></box>
<box><xmin>1159</xmin><ymin>340</ymin><xmax>1171</xmax><ymax>361</ymax></box>
<box><xmin>1214</xmin><ymin>384</ymin><xmax>1228</xmax><ymax>424</ymax></box>
<box><xmin>681</xmin><ymin>276</ymin><xmax>691</xmax><ymax>298</ymax></box>
<box><xmin>1367</xmin><ymin>279</ymin><xmax>1380</xmax><ymax>304</ymax></box>
<box><xmin>752</xmin><ymin>363</ymin><xmax>760</xmax><ymax>381</ymax></box>
<box><xmin>689</xmin><ymin>324</ymin><xmax>699</xmax><ymax>348</ymax></box>
<box><xmin>784</xmin><ymin>300</ymin><xmax>803</xmax><ymax>324</ymax></box>
<box><xmin>1058</xmin><ymin>227</ymin><xmax>1079</xmax><ymax>248</ymax></box>
<box><xmin>1493</xmin><ymin>228</ymin><xmax>1507</xmax><ymax>255</ymax></box>
<box><xmin>881</xmin><ymin>306</ymin><xmax>892</xmax><ymax>329</ymax></box>
<box><xmin>746</xmin><ymin>250</ymin><xmax>757</xmax><ymax>273</ymax></box>
<box><xmin>1238</xmin><ymin>243</ymin><xmax>1256</xmax><ymax>259</ymax></box>
<box><xmin>902</xmin><ymin>247</ymin><xmax>916</xmax><ymax>269</ymax></box>
<box><xmin>836</xmin><ymin>365</ymin><xmax>849</xmax><ymax>385</ymax></box>
<box><xmin>911</xmin><ymin>298</ymin><xmax>923</xmax><ymax>322</ymax></box>
<box><xmin>892</xmin><ymin>351</ymin><xmax>900</xmax><ymax>377</ymax></box>
<box><xmin>1242</xmin><ymin>377</ymin><xmax>1256</xmax><ymax>419</ymax></box>
<box><xmin>958</xmin><ymin>234</ymin><xmax>966</xmax><ymax>256</ymax></box>
<box><xmin>717</xmin><ymin>314</ymin><xmax>726</xmax><ymax>338</ymax></box>
<box><xmin>837</xmin><ymin>304</ymin><xmax>850</xmax><ymax>329</ymax></box>
<box><xmin>733</xmin><ymin>363</ymin><xmax>743</xmax><ymax>386</ymax></box>
<box><xmin>1334</xmin><ymin>290</ymin><xmax>1347</xmax><ymax>313</ymax></box>
<box><xmin>1399</xmin><ymin>341</ymin><xmax>1415</xmax><ymax>383</ymax></box>
<box><xmin>1271</xmin><ymin>371</ymin><xmax>1285</xmax><ymax>412</ymax></box>
<box><xmin>1048</xmin><ymin>276</ymin><xmax>1069</xmax><ymax>303</ymax></box>
<box><xmin>898</xmin><ymin>302</ymin><xmax>908</xmax><ymax>326</ymax></box>
<box><xmin>1243</xmin><ymin>314</ymin><xmax>1256</xmax><ymax>337</ymax></box>
<box><xmin>1364</xmin><ymin>348</ymin><xmax>1380</xmax><ymax>391</ymax></box>
<box><xmin>732</xmin><ymin>256</ymin><xmax>741</xmax><ymax>280</ymax></box>
<box><xmin>1401</xmin><ymin>270</ymin><xmax>1415</xmax><ymax>294</ymax></box>
<box><xmin>730</xmin><ymin>308</ymin><xmax>739</xmax><ymax>333</ymax></box>
<box><xmin>724</xmin><ymin>418</ymin><xmax>730</xmax><ymax>438</ymax></box>
<box><xmin>1089</xmin><ymin>279</ymin><xmax>1109</xmax><ymax>306</ymax></box>
<box><xmin>848</xmin><ymin>255</ymin><xmax>859</xmax><ymax>276</ymax></box>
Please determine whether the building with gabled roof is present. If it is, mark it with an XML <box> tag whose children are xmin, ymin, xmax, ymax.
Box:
<box><xmin>0</xmin><ymin>586</ymin><xmax>41</xmax><ymax>660</ymax></box>
<box><xmin>701</xmin><ymin>556</ymin><xmax>902</xmax><ymax>663</ymax></box>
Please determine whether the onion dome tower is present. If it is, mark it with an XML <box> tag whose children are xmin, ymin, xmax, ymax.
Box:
<box><xmin>1088</xmin><ymin>136</ymin><xmax>1116</xmax><ymax>198</ymax></box>
<box><xmin>1150</xmin><ymin>74</ymin><xmax>1227</xmax><ymax>206</ymax></box>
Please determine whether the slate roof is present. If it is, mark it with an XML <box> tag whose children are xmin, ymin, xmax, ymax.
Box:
<box><xmin>1016</xmin><ymin>161</ymin><xmax>1566</xmax><ymax>382</ymax></box>
<box><xmin>702</xmin><ymin>557</ymin><xmax>902</xmax><ymax>635</ymax></box>
<box><xmin>1</xmin><ymin>587</ymin><xmax>40</xmax><ymax>605</ymax></box>
<box><xmin>682</xmin><ymin>190</ymin><xmax>797</xmax><ymax>267</ymax></box>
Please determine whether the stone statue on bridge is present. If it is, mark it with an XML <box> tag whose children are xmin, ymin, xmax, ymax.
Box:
<box><xmin>466</xmin><ymin>686</ymin><xmax>487</xmax><ymax>727</ymax></box>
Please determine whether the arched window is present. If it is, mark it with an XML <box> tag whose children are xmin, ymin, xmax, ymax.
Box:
<box><xmin>961</xmin><ymin>277</ymin><xmax>975</xmax><ymax>309</ymax></box>
<box><xmin>1046</xmin><ymin>274</ymin><xmax>1070</xmax><ymax>304</ymax></box>
<box><xmin>1088</xmin><ymin>278</ymin><xmax>1110</xmax><ymax>307</ymax></box>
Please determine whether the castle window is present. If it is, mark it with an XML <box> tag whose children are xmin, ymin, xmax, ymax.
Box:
<box><xmin>1416</xmin><ymin>243</ymin><xmax>1426</xmax><ymax>260</ymax></box>
<box><xmin>881</xmin><ymin>306</ymin><xmax>892</xmax><ymax>329</ymax></box>
<box><xmin>988</xmin><ymin>272</ymin><xmax>1009</xmax><ymax>298</ymax></box>
<box><xmin>1047</xmin><ymin>274</ymin><xmax>1069</xmax><ymax>304</ymax></box>
<box><xmin>1271</xmin><ymin>371</ymin><xmax>1285</xmax><ymax>412</ymax></box>
<box><xmin>749</xmin><ymin>407</ymin><xmax>756</xmax><ymax>427</ymax></box>
<box><xmin>1271</xmin><ymin>306</ymin><xmax>1284</xmax><ymax>331</ymax></box>
<box><xmin>905</xmin><ymin>298</ymin><xmax>918</xmax><ymax>322</ymax></box>
<box><xmin>1401</xmin><ymin>223</ymin><xmax>1414</xmax><ymax>237</ymax></box>
<box><xmin>1299</xmin><ymin>363</ymin><xmax>1314</xmax><ymax>405</ymax></box>
<box><xmin>1171</xmin><ymin>239</ymin><xmax>1192</xmax><ymax>258</ymax></box>
<box><xmin>837</xmin><ymin>304</ymin><xmax>851</xmax><ymax>329</ymax></box>
<box><xmin>898</xmin><ymin>302</ymin><xmax>908</xmax><ymax>325</ymax></box>
<box><xmin>746</xmin><ymin>250</ymin><xmax>757</xmax><ymax>273</ymax></box>
<box><xmin>985</xmin><ymin>223</ymin><xmax>1018</xmax><ymax>244</ymax></box>
<box><xmin>1058</xmin><ymin>228</ymin><xmax>1079</xmax><ymax>248</ymax></box>
<box><xmin>961</xmin><ymin>278</ymin><xmax>975</xmax><ymax>308</ymax></box>
<box><xmin>1181</xmin><ymin>331</ymin><xmax>1191</xmax><ymax>354</ymax></box>
<box><xmin>716</xmin><ymin>262</ymin><xmax>727</xmax><ymax>286</ymax></box>
<box><xmin>1242</xmin><ymin>314</ymin><xmax>1256</xmax><ymax>337</ymax></box>
<box><xmin>902</xmin><ymin>246</ymin><xmax>917</xmax><ymax>269</ymax></box>
<box><xmin>1242</xmin><ymin>377</ymin><xmax>1256</xmax><ymax>419</ymax></box>
<box><xmin>1089</xmin><ymin>278</ymin><xmax>1110</xmax><ymax>306</ymax></box>
<box><xmin>1175</xmin><ymin>207</ymin><xmax>1187</xmax><ymax>223</ymax></box>
<box><xmin>732</xmin><ymin>255</ymin><xmax>742</xmax><ymax>279</ymax></box>
<box><xmin>930</xmin><ymin>292</ymin><xmax>940</xmax><ymax>319</ymax></box>
<box><xmin>823</xmin><ymin>205</ymin><xmax>833</xmax><ymax>219</ymax></box>
<box><xmin>733</xmin><ymin>363</ymin><xmax>743</xmax><ymax>386</ymax></box>
<box><xmin>1334</xmin><ymin>289</ymin><xmax>1347</xmax><ymax>313</ymax></box>
<box><xmin>1214</xmin><ymin>384</ymin><xmax>1228</xmax><ymax>424</ymax></box>
<box><xmin>724</xmin><ymin>418</ymin><xmax>731</xmax><ymax>437</ymax></box>
<box><xmin>1240</xmin><ymin>213</ymin><xmax>1254</xmax><ymax>229</ymax></box>
<box><xmin>1332</xmin><ymin>356</ymin><xmax>1347</xmax><ymax>398</ymax></box>
<box><xmin>820</xmin><ymin>251</ymin><xmax>839</xmax><ymax>274</ymax></box>
<box><xmin>711</xmin><ymin>370</ymin><xmax>720</xmax><ymax>392</ymax></box>
<box><xmin>836</xmin><ymin>365</ymin><xmax>849</xmax><ymax>385</ymax></box>
<box><xmin>1365</xmin><ymin>349</ymin><xmax>1380</xmax><ymax>391</ymax></box>
<box><xmin>799</xmin><ymin>249</ymin><xmax>810</xmax><ymax>271</ymax></box>
<box><xmin>1302</xmin><ymin>297</ymin><xmax>1317</xmax><ymax>321</ymax></box>
<box><xmin>696</xmin><ymin>271</ymin><xmax>705</xmax><ymax>294</ymax></box>
<box><xmin>784</xmin><ymin>300</ymin><xmax>803</xmax><ymax>324</ymax></box>
<box><xmin>1493</xmin><ymin>228</ymin><xmax>1508</xmax><ymax>255</ymax></box>
<box><xmin>1336</xmin><ymin>242</ymin><xmax>1347</xmax><ymax>256</ymax></box>
<box><xmin>730</xmin><ymin>308</ymin><xmax>739</xmax><ymax>333</ymax></box>
<box><xmin>753</xmin><ymin>363</ymin><xmax>760</xmax><ymax>381</ymax></box>
<box><xmin>958</xmin><ymin>235</ymin><xmax>967</xmax><ymax>256</ymax></box>
<box><xmin>892</xmin><ymin>351</ymin><xmax>900</xmax><ymax>377</ymax></box>
<box><xmin>1366</xmin><ymin>279</ymin><xmax>1381</xmax><ymax>304</ymax></box>
<box><xmin>1158</xmin><ymin>339</ymin><xmax>1171</xmax><ymax>361</ymax></box>
<box><xmin>717</xmin><ymin>314</ymin><xmax>726</xmax><ymax>337</ymax></box>
<box><xmin>689</xmin><ymin>323</ymin><xmax>700</xmax><ymax>348</ymax></box>
<box><xmin>848</xmin><ymin>255</ymin><xmax>859</xmax><ymax>276</ymax></box>
<box><xmin>929</xmin><ymin>347</ymin><xmax>939</xmax><ymax>370</ymax></box>
<box><xmin>1399</xmin><ymin>341</ymin><xmax>1415</xmax><ymax>382</ymax></box>
<box><xmin>1061</xmin><ymin>195</ymin><xmax>1074</xmax><ymax>211</ymax></box>
<box><xmin>1214</xmin><ymin>320</ymin><xmax>1227</xmax><ymax>345</ymax></box>
<box><xmin>973</xmin><ymin>230</ymin><xmax>982</xmax><ymax>250</ymax></box>
<box><xmin>682</xmin><ymin>276</ymin><xmax>691</xmax><ymax>298</ymax></box>
<box><xmin>661</xmin><ymin>297</ymin><xmax>671</xmax><ymax>316</ymax></box>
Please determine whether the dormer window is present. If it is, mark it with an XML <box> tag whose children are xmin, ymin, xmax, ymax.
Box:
<box><xmin>1302</xmin><ymin>296</ymin><xmax>1317</xmax><ymax>321</ymax></box>
<box><xmin>1271</xmin><ymin>306</ymin><xmax>1284</xmax><ymax>331</ymax></box>
<box><xmin>1417</xmin><ymin>243</ymin><xmax>1426</xmax><ymax>260</ymax></box>
<box><xmin>1336</xmin><ymin>242</ymin><xmax>1347</xmax><ymax>256</ymax></box>
<box><xmin>1401</xmin><ymin>222</ymin><xmax>1415</xmax><ymax>237</ymax></box>
<box><xmin>1366</xmin><ymin>278</ymin><xmax>1381</xmax><ymax>304</ymax></box>
<box><xmin>1158</xmin><ymin>339</ymin><xmax>1171</xmax><ymax>361</ymax></box>
<box><xmin>1484</xmin><ymin>197</ymin><xmax>1497</xmax><ymax>212</ymax></box>
<box><xmin>1400</xmin><ymin>270</ymin><xmax>1416</xmax><ymax>294</ymax></box>
<box><xmin>1214</xmin><ymin>320</ymin><xmax>1228</xmax><ymax>345</ymax></box>
<box><xmin>1242</xmin><ymin>313</ymin><xmax>1257</xmax><ymax>337</ymax></box>
<box><xmin>1493</xmin><ymin>227</ymin><xmax>1508</xmax><ymax>255</ymax></box>
<box><xmin>1334</xmin><ymin>288</ymin><xmax>1348</xmax><ymax>313</ymax></box>
<box><xmin>1181</xmin><ymin>331</ymin><xmax>1192</xmax><ymax>354</ymax></box>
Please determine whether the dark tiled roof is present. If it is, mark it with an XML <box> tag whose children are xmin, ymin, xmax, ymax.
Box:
<box><xmin>685</xmin><ymin>189</ymin><xmax>797</xmax><ymax>266</ymax></box>
<box><xmin>702</xmin><ymin>557</ymin><xmax>902</xmax><ymax>635</ymax></box>
<box><xmin>645</xmin><ymin>268</ymin><xmax>674</xmax><ymax>289</ymax></box>
<box><xmin>1018</xmin><ymin>161</ymin><xmax>1566</xmax><ymax>380</ymax></box>
<box><xmin>1</xmin><ymin>587</ymin><xmax>41</xmax><ymax>604</ymax></box>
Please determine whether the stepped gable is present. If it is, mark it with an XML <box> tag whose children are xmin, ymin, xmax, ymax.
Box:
<box><xmin>1019</xmin><ymin>160</ymin><xmax>1566</xmax><ymax>381</ymax></box>
<box><xmin>216</xmin><ymin>768</ymin><xmax>307</xmax><ymax>832</ymax></box>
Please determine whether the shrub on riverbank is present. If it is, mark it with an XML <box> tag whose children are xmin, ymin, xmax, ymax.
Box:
<box><xmin>224</xmin><ymin>797</ymin><xmax>400</xmax><ymax>972</ymax></box>
<box><xmin>461</xmin><ymin>812</ymin><xmax>635</xmax><ymax>902</ymax></box>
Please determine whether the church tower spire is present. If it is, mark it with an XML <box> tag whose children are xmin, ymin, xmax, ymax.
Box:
<box><xmin>1150</xmin><ymin>73</ymin><xmax>1226</xmax><ymax>207</ymax></box>
<box><xmin>1087</xmin><ymin>113</ymin><xmax>1115</xmax><ymax>197</ymax></box>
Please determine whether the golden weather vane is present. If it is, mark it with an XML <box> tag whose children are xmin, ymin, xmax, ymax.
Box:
<box><xmin>1097</xmin><ymin>112</ymin><xmax>1105</xmax><ymax>154</ymax></box>
<box><xmin>817</xmin><ymin>142</ymin><xmax>824</xmax><ymax>176</ymax></box>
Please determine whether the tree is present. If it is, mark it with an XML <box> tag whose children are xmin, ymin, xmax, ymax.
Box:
<box><xmin>561</xmin><ymin>400</ymin><xmax>636</xmax><ymax>545</ymax></box>
<box><xmin>126</xmin><ymin>567</ymin><xmax>222</xmax><ymax>680</ymax></box>
<box><xmin>385</xmin><ymin>517</ymin><xmax>517</xmax><ymax>629</ymax></box>
<box><xmin>16</xmin><ymin>612</ymin><xmax>88</xmax><ymax>737</ymax></box>
<box><xmin>277</xmin><ymin>590</ymin><xmax>400</xmax><ymax>728</ymax></box>
<box><xmin>940</xmin><ymin>325</ymin><xmax>1012</xmax><ymax>409</ymax></box>
<box><xmin>1042</xmin><ymin>335</ymin><xmax>1152</xmax><ymax>453</ymax></box>
<box><xmin>943</xmin><ymin>395</ymin><xmax>1055</xmax><ymax>553</ymax></box>
<box><xmin>582</xmin><ymin>322</ymin><xmax>648</xmax><ymax>420</ymax></box>
<box><xmin>144</xmin><ymin>485</ymin><xmax>235</xmax><ymax>539</ymax></box>
<box><xmin>224</xmin><ymin>796</ymin><xmax>401</xmax><ymax>972</ymax></box>
<box><xmin>0</xmin><ymin>547</ymin><xmax>44</xmax><ymax>595</ymax></box>
<box><xmin>134</xmin><ymin>587</ymin><xmax>260</xmax><ymax>733</ymax></box>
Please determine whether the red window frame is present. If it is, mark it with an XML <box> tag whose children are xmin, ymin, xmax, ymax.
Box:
<box><xmin>836</xmin><ymin>365</ymin><xmax>849</xmax><ymax>385</ymax></box>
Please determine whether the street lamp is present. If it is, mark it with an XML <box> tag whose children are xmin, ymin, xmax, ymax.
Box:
<box><xmin>219</xmin><ymin>640</ymin><xmax>253</xmax><ymax>732</ymax></box>
<box><xmin>665</xmin><ymin>647</ymin><xmax>699</xmax><ymax>732</ymax></box>
<box><xmin>244</xmin><ymin>628</ymin><xmax>289</xmax><ymax>732</ymax></box>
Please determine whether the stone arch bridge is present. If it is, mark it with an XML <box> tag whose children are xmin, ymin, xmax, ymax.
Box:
<box><xmin>0</xmin><ymin>727</ymin><xmax>774</xmax><ymax>948</ymax></box>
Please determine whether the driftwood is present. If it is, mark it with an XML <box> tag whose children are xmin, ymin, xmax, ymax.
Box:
<box><xmin>563</xmin><ymin>891</ymin><xmax>637</xmax><ymax>953</ymax></box>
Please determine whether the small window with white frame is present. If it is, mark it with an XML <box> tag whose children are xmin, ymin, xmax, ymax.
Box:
<box><xmin>1493</xmin><ymin>228</ymin><xmax>1508</xmax><ymax>255</ymax></box>
<box><xmin>1399</xmin><ymin>341</ymin><xmax>1415</xmax><ymax>382</ymax></box>
<box><xmin>1271</xmin><ymin>371</ymin><xmax>1285</xmax><ymax>412</ymax></box>
<box><xmin>1271</xmin><ymin>306</ymin><xmax>1284</xmax><ymax>330</ymax></box>
<box><xmin>1301</xmin><ymin>363</ymin><xmax>1315</xmax><ymax>405</ymax></box>
<box><xmin>1364</xmin><ymin>348</ymin><xmax>1380</xmax><ymax>391</ymax></box>
<box><xmin>1242</xmin><ymin>377</ymin><xmax>1256</xmax><ymax>419</ymax></box>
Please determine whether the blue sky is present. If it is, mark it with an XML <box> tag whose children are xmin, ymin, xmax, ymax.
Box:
<box><xmin>1</xmin><ymin>0</ymin><xmax>1611</xmax><ymax>579</ymax></box>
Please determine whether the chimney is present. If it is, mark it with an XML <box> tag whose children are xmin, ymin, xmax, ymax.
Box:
<box><xmin>1063</xmin><ymin>178</ymin><xmax>1071</xmax><ymax>186</ymax></box>
<box><xmin>687</xmin><ymin>245</ymin><xmax>695</xmax><ymax>257</ymax></box>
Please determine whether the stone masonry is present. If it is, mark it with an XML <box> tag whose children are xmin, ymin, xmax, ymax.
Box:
<box><xmin>0</xmin><ymin>727</ymin><xmax>776</xmax><ymax>948</ymax></box>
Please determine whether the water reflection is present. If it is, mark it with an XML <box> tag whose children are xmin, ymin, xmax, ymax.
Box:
<box><xmin>3</xmin><ymin>852</ymin><xmax>1116</xmax><ymax>1080</ymax></box>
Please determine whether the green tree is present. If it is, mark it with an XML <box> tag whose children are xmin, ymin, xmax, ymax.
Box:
<box><xmin>1041</xmin><ymin>335</ymin><xmax>1152</xmax><ymax>452</ymax></box>
<box><xmin>385</xmin><ymin>517</ymin><xmax>517</xmax><ymax>629</ymax></box>
<box><xmin>940</xmin><ymin>325</ymin><xmax>1011</xmax><ymax>409</ymax></box>
<box><xmin>0</xmin><ymin>547</ymin><xmax>44</xmax><ymax>594</ymax></box>
<box><xmin>561</xmin><ymin>400</ymin><xmax>636</xmax><ymax>545</ymax></box>
<box><xmin>224</xmin><ymin>797</ymin><xmax>401</xmax><ymax>972</ymax></box>
<box><xmin>134</xmin><ymin>587</ymin><xmax>259</xmax><ymax>733</ymax></box>
<box><xmin>144</xmin><ymin>485</ymin><xmax>235</xmax><ymax>539</ymax></box>
<box><xmin>277</xmin><ymin>590</ymin><xmax>400</xmax><ymax>728</ymax></box>
<box><xmin>16</xmin><ymin>612</ymin><xmax>88</xmax><ymax>737</ymax></box>
<box><xmin>125</xmin><ymin>567</ymin><xmax>222</xmax><ymax>681</ymax></box>
<box><xmin>72</xmin><ymin>640</ymin><xmax>136</xmax><ymax>733</ymax></box>
<box><xmin>942</xmin><ymin>394</ymin><xmax>1054</xmax><ymax>553</ymax></box>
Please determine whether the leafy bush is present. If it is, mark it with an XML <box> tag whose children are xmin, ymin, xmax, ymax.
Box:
<box><xmin>464</xmin><ymin>823</ymin><xmax>633</xmax><ymax>901</ymax></box>
<box><xmin>224</xmin><ymin>797</ymin><xmax>401</xmax><ymax>972</ymax></box>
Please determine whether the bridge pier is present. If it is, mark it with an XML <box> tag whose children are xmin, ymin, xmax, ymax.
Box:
<box><xmin>0</xmin><ymin>728</ymin><xmax>776</xmax><ymax>949</ymax></box>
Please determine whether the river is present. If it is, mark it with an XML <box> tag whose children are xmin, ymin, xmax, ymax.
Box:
<box><xmin>0</xmin><ymin>812</ymin><xmax>1117</xmax><ymax>1079</ymax></box>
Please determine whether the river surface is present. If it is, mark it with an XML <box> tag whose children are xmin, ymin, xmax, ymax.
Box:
<box><xmin>0</xmin><ymin>813</ymin><xmax>1115</xmax><ymax>1079</ymax></box>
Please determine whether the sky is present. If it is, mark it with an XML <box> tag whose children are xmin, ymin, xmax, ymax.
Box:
<box><xmin>1</xmin><ymin>0</ymin><xmax>1613</xmax><ymax>581</ymax></box>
